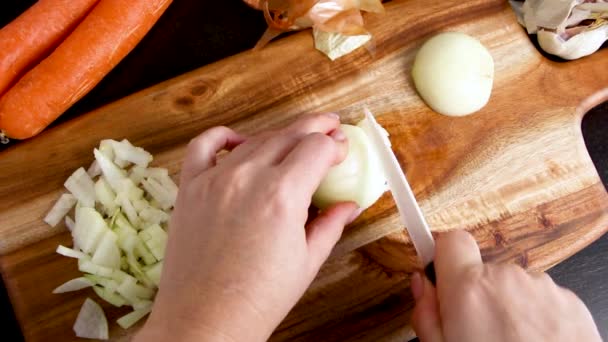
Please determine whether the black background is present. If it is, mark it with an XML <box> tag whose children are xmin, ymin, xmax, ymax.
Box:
<box><xmin>1</xmin><ymin>0</ymin><xmax>606</xmax><ymax>340</ymax></box>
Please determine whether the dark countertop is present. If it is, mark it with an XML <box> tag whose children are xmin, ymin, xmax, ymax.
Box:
<box><xmin>1</xmin><ymin>1</ymin><xmax>607</xmax><ymax>340</ymax></box>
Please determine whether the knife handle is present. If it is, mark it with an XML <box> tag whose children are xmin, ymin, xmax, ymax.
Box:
<box><xmin>424</xmin><ymin>262</ymin><xmax>436</xmax><ymax>286</ymax></box>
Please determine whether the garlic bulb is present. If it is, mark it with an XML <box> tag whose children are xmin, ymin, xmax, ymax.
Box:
<box><xmin>511</xmin><ymin>0</ymin><xmax>608</xmax><ymax>60</ymax></box>
<box><xmin>537</xmin><ymin>25</ymin><xmax>608</xmax><ymax>60</ymax></box>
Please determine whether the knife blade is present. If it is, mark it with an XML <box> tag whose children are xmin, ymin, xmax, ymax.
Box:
<box><xmin>362</xmin><ymin>108</ymin><xmax>437</xmax><ymax>284</ymax></box>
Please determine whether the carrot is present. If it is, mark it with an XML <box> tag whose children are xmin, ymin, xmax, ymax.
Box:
<box><xmin>0</xmin><ymin>0</ymin><xmax>100</xmax><ymax>97</ymax></box>
<box><xmin>0</xmin><ymin>0</ymin><xmax>173</xmax><ymax>140</ymax></box>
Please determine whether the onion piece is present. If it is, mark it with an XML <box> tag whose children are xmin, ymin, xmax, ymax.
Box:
<box><xmin>73</xmin><ymin>298</ymin><xmax>108</xmax><ymax>340</ymax></box>
<box><xmin>129</xmin><ymin>166</ymin><xmax>147</xmax><ymax>185</ymax></box>
<box><xmin>94</xmin><ymin>149</ymin><xmax>128</xmax><ymax>192</ymax></box>
<box><xmin>132</xmin><ymin>198</ymin><xmax>149</xmax><ymax>212</ymax></box>
<box><xmin>118</xmin><ymin>179</ymin><xmax>145</xmax><ymax>200</ymax></box>
<box><xmin>116</xmin><ymin>192</ymin><xmax>141</xmax><ymax>227</ymax></box>
<box><xmin>44</xmin><ymin>193</ymin><xmax>77</xmax><ymax>227</ymax></box>
<box><xmin>85</xmin><ymin>274</ymin><xmax>120</xmax><ymax>292</ymax></box>
<box><xmin>91</xmin><ymin>230</ymin><xmax>121</xmax><ymax>269</ymax></box>
<box><xmin>139</xmin><ymin>207</ymin><xmax>170</xmax><ymax>225</ymax></box>
<box><xmin>73</xmin><ymin>208</ymin><xmax>108</xmax><ymax>254</ymax></box>
<box><xmin>143</xmin><ymin>261</ymin><xmax>163</xmax><ymax>287</ymax></box>
<box><xmin>135</xmin><ymin>240</ymin><xmax>158</xmax><ymax>266</ymax></box>
<box><xmin>93</xmin><ymin>286</ymin><xmax>127</xmax><ymax>307</ymax></box>
<box><xmin>87</xmin><ymin>161</ymin><xmax>102</xmax><ymax>178</ymax></box>
<box><xmin>79</xmin><ymin>259</ymin><xmax>114</xmax><ymax>278</ymax></box>
<box><xmin>64</xmin><ymin>168</ymin><xmax>96</xmax><ymax>208</ymax></box>
<box><xmin>141</xmin><ymin>178</ymin><xmax>174</xmax><ymax>210</ymax></box>
<box><xmin>95</xmin><ymin>178</ymin><xmax>117</xmax><ymax>214</ymax></box>
<box><xmin>65</xmin><ymin>216</ymin><xmax>76</xmax><ymax>232</ymax></box>
<box><xmin>99</xmin><ymin>140</ymin><xmax>115</xmax><ymax>160</ymax></box>
<box><xmin>116</xmin><ymin>306</ymin><xmax>152</xmax><ymax>329</ymax></box>
<box><xmin>53</xmin><ymin>277</ymin><xmax>94</xmax><ymax>294</ymax></box>
<box><xmin>127</xmin><ymin>254</ymin><xmax>155</xmax><ymax>289</ymax></box>
<box><xmin>114</xmin><ymin>157</ymin><xmax>131</xmax><ymax>169</ymax></box>
<box><xmin>117</xmin><ymin>276</ymin><xmax>155</xmax><ymax>302</ymax></box>
<box><xmin>160</xmin><ymin>177</ymin><xmax>179</xmax><ymax>200</ymax></box>
<box><xmin>111</xmin><ymin>139</ymin><xmax>153</xmax><ymax>168</ymax></box>
<box><xmin>57</xmin><ymin>245</ymin><xmax>88</xmax><ymax>259</ymax></box>
<box><xmin>110</xmin><ymin>269</ymin><xmax>129</xmax><ymax>283</ymax></box>
<box><xmin>144</xmin><ymin>167</ymin><xmax>168</xmax><ymax>179</ymax></box>
<box><xmin>139</xmin><ymin>224</ymin><xmax>167</xmax><ymax>261</ymax></box>
<box><xmin>133</xmin><ymin>300</ymin><xmax>153</xmax><ymax>311</ymax></box>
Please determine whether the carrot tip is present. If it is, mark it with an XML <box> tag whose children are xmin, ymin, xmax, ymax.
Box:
<box><xmin>0</xmin><ymin>131</ymin><xmax>9</xmax><ymax>144</ymax></box>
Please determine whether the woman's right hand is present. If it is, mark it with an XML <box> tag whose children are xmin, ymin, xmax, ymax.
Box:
<box><xmin>411</xmin><ymin>230</ymin><xmax>602</xmax><ymax>342</ymax></box>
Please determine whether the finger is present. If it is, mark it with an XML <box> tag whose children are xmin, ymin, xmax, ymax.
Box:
<box><xmin>280</xmin><ymin>131</ymin><xmax>348</xmax><ymax>196</ymax></box>
<box><xmin>284</xmin><ymin>112</ymin><xmax>341</xmax><ymax>135</ymax></box>
<box><xmin>252</xmin><ymin>113</ymin><xmax>341</xmax><ymax>165</ymax></box>
<box><xmin>221</xmin><ymin>130</ymin><xmax>276</xmax><ymax>164</ymax></box>
<box><xmin>434</xmin><ymin>230</ymin><xmax>482</xmax><ymax>295</ymax></box>
<box><xmin>180</xmin><ymin>126</ymin><xmax>245</xmax><ymax>183</ymax></box>
<box><xmin>411</xmin><ymin>272</ymin><xmax>444</xmax><ymax>342</ymax></box>
<box><xmin>305</xmin><ymin>202</ymin><xmax>359</xmax><ymax>273</ymax></box>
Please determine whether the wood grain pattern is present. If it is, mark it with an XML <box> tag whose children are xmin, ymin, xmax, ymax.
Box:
<box><xmin>0</xmin><ymin>0</ymin><xmax>607</xmax><ymax>340</ymax></box>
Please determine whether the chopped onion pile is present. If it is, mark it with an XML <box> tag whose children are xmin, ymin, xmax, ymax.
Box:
<box><xmin>46</xmin><ymin>139</ymin><xmax>176</xmax><ymax>339</ymax></box>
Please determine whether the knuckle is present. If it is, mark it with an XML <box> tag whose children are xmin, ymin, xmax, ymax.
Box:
<box><xmin>297</xmin><ymin>113</ymin><xmax>329</xmax><ymax>128</ymax></box>
<box><xmin>188</xmin><ymin>126</ymin><xmax>230</xmax><ymax>150</ymax></box>
<box><xmin>450</xmin><ymin>267</ymin><xmax>486</xmax><ymax>306</ymax></box>
<box><xmin>306</xmin><ymin>132</ymin><xmax>335</xmax><ymax>149</ymax></box>
<box><xmin>273</xmin><ymin>177</ymin><xmax>292</xmax><ymax>203</ymax></box>
<box><xmin>268</xmin><ymin>175</ymin><xmax>293</xmax><ymax>212</ymax></box>
<box><xmin>208</xmin><ymin>125</ymin><xmax>232</xmax><ymax>135</ymax></box>
<box><xmin>213</xmin><ymin>163</ymin><xmax>251</xmax><ymax>192</ymax></box>
<box><xmin>198</xmin><ymin>125</ymin><xmax>229</xmax><ymax>140</ymax></box>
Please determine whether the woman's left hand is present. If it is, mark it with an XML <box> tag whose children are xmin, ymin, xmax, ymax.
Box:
<box><xmin>136</xmin><ymin>113</ymin><xmax>360</xmax><ymax>342</ymax></box>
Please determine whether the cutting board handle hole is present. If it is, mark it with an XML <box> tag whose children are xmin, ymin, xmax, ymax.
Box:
<box><xmin>581</xmin><ymin>102</ymin><xmax>608</xmax><ymax>191</ymax></box>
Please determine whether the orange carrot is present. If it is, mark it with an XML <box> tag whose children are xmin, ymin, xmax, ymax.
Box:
<box><xmin>0</xmin><ymin>0</ymin><xmax>172</xmax><ymax>140</ymax></box>
<box><xmin>0</xmin><ymin>0</ymin><xmax>100</xmax><ymax>97</ymax></box>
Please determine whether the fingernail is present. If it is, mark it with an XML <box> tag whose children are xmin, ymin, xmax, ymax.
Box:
<box><xmin>325</xmin><ymin>112</ymin><xmax>340</xmax><ymax>120</ymax></box>
<box><xmin>330</xmin><ymin>128</ymin><xmax>346</xmax><ymax>142</ymax></box>
<box><xmin>411</xmin><ymin>272</ymin><xmax>424</xmax><ymax>301</ymax></box>
<box><xmin>347</xmin><ymin>207</ymin><xmax>364</xmax><ymax>224</ymax></box>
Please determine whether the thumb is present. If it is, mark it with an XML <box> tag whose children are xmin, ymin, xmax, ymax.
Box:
<box><xmin>411</xmin><ymin>272</ymin><xmax>444</xmax><ymax>342</ymax></box>
<box><xmin>306</xmin><ymin>202</ymin><xmax>360</xmax><ymax>272</ymax></box>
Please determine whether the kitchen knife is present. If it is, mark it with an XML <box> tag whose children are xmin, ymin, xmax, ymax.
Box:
<box><xmin>362</xmin><ymin>108</ymin><xmax>437</xmax><ymax>284</ymax></box>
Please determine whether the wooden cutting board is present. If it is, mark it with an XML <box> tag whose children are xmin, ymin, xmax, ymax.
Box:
<box><xmin>1</xmin><ymin>0</ymin><xmax>607</xmax><ymax>340</ymax></box>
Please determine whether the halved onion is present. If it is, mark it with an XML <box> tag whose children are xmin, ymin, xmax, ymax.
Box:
<box><xmin>312</xmin><ymin>119</ymin><xmax>387</xmax><ymax>210</ymax></box>
<box><xmin>412</xmin><ymin>32</ymin><xmax>494</xmax><ymax>117</ymax></box>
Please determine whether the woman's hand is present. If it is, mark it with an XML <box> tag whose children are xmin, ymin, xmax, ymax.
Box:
<box><xmin>411</xmin><ymin>230</ymin><xmax>602</xmax><ymax>342</ymax></box>
<box><xmin>136</xmin><ymin>113</ymin><xmax>360</xmax><ymax>342</ymax></box>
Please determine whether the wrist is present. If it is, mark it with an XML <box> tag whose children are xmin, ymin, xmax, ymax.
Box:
<box><xmin>136</xmin><ymin>286</ymin><xmax>277</xmax><ymax>342</ymax></box>
<box><xmin>135</xmin><ymin>317</ymin><xmax>233</xmax><ymax>342</ymax></box>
